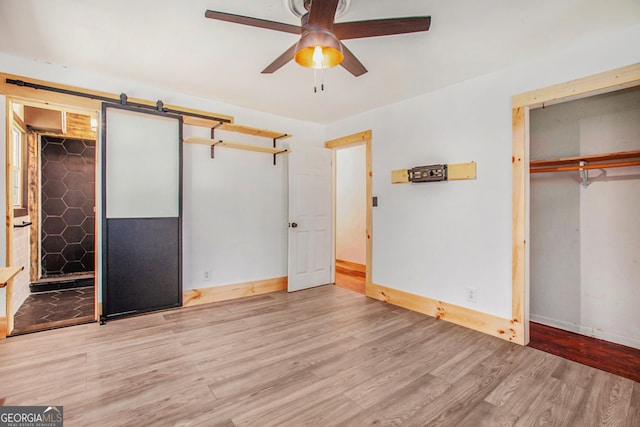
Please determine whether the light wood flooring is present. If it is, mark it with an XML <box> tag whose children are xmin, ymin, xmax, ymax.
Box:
<box><xmin>334</xmin><ymin>266</ymin><xmax>640</xmax><ymax>385</ymax></box>
<box><xmin>0</xmin><ymin>285</ymin><xmax>637</xmax><ymax>426</ymax></box>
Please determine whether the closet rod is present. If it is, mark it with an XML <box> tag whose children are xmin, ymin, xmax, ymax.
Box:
<box><xmin>531</xmin><ymin>160</ymin><xmax>640</xmax><ymax>174</ymax></box>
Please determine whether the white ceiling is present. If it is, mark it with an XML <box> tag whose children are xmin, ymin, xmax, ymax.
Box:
<box><xmin>1</xmin><ymin>0</ymin><xmax>639</xmax><ymax>124</ymax></box>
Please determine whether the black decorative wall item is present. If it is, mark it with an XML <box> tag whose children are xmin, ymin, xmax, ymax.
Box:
<box><xmin>41</xmin><ymin>136</ymin><xmax>95</xmax><ymax>276</ymax></box>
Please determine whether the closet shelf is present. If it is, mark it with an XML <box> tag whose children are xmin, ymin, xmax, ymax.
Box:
<box><xmin>184</xmin><ymin>136</ymin><xmax>289</xmax><ymax>155</ymax></box>
<box><xmin>530</xmin><ymin>149</ymin><xmax>640</xmax><ymax>173</ymax></box>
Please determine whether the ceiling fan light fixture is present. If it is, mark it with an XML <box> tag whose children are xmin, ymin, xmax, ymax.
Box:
<box><xmin>294</xmin><ymin>30</ymin><xmax>344</xmax><ymax>69</ymax></box>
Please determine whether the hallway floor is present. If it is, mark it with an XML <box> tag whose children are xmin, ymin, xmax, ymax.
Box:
<box><xmin>12</xmin><ymin>287</ymin><xmax>95</xmax><ymax>335</ymax></box>
<box><xmin>334</xmin><ymin>260</ymin><xmax>365</xmax><ymax>294</ymax></box>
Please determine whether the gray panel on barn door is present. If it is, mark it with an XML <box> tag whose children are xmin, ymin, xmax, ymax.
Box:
<box><xmin>102</xmin><ymin>105</ymin><xmax>182</xmax><ymax>321</ymax></box>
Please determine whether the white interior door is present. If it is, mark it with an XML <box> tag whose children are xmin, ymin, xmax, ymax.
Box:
<box><xmin>288</xmin><ymin>146</ymin><xmax>332</xmax><ymax>292</ymax></box>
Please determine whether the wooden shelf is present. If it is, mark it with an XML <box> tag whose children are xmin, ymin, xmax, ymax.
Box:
<box><xmin>0</xmin><ymin>266</ymin><xmax>23</xmax><ymax>288</ymax></box>
<box><xmin>183</xmin><ymin>122</ymin><xmax>291</xmax><ymax>165</ymax></box>
<box><xmin>214</xmin><ymin>123</ymin><xmax>291</xmax><ymax>140</ymax></box>
<box><xmin>184</xmin><ymin>136</ymin><xmax>289</xmax><ymax>155</ymax></box>
<box><xmin>183</xmin><ymin>118</ymin><xmax>292</xmax><ymax>142</ymax></box>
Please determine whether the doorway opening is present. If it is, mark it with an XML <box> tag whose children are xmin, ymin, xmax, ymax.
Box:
<box><xmin>334</xmin><ymin>144</ymin><xmax>366</xmax><ymax>294</ymax></box>
<box><xmin>325</xmin><ymin>130</ymin><xmax>372</xmax><ymax>295</ymax></box>
<box><xmin>8</xmin><ymin>99</ymin><xmax>97</xmax><ymax>335</ymax></box>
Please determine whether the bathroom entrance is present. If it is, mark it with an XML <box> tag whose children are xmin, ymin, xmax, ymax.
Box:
<box><xmin>9</xmin><ymin>101</ymin><xmax>96</xmax><ymax>335</ymax></box>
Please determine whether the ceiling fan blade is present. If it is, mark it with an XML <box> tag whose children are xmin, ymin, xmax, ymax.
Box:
<box><xmin>262</xmin><ymin>43</ymin><xmax>298</xmax><ymax>74</ymax></box>
<box><xmin>339</xmin><ymin>43</ymin><xmax>367</xmax><ymax>77</ymax></box>
<box><xmin>205</xmin><ymin>10</ymin><xmax>300</xmax><ymax>35</ymax></box>
<box><xmin>334</xmin><ymin>16</ymin><xmax>431</xmax><ymax>40</ymax></box>
<box><xmin>308</xmin><ymin>0</ymin><xmax>340</xmax><ymax>28</ymax></box>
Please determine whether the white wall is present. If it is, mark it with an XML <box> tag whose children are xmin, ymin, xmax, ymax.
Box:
<box><xmin>0</xmin><ymin>53</ymin><xmax>324</xmax><ymax>308</ymax></box>
<box><xmin>336</xmin><ymin>144</ymin><xmax>366</xmax><ymax>265</ymax></box>
<box><xmin>326</xmin><ymin>24</ymin><xmax>640</xmax><ymax>319</ymax></box>
<box><xmin>531</xmin><ymin>89</ymin><xmax>640</xmax><ymax>348</ymax></box>
<box><xmin>182</xmin><ymin>125</ymin><xmax>289</xmax><ymax>289</ymax></box>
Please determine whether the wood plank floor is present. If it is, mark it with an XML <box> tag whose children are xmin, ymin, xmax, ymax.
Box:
<box><xmin>335</xmin><ymin>266</ymin><xmax>640</xmax><ymax>384</ymax></box>
<box><xmin>0</xmin><ymin>285</ymin><xmax>637</xmax><ymax>426</ymax></box>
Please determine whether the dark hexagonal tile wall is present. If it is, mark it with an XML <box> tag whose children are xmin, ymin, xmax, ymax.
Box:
<box><xmin>41</xmin><ymin>136</ymin><xmax>96</xmax><ymax>276</ymax></box>
<box><xmin>42</xmin><ymin>198</ymin><xmax>67</xmax><ymax>216</ymax></box>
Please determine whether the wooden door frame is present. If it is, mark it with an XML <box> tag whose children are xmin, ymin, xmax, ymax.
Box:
<box><xmin>511</xmin><ymin>63</ymin><xmax>640</xmax><ymax>345</ymax></box>
<box><xmin>325</xmin><ymin>130</ymin><xmax>373</xmax><ymax>292</ymax></box>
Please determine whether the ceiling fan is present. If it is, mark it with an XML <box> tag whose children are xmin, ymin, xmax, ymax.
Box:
<box><xmin>204</xmin><ymin>0</ymin><xmax>431</xmax><ymax>77</ymax></box>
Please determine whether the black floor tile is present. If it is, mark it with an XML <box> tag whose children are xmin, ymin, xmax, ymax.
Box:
<box><xmin>13</xmin><ymin>287</ymin><xmax>95</xmax><ymax>333</ymax></box>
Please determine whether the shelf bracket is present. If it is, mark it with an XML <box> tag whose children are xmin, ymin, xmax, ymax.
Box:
<box><xmin>210</xmin><ymin>122</ymin><xmax>224</xmax><ymax>139</ymax></box>
<box><xmin>210</xmin><ymin>140</ymin><xmax>224</xmax><ymax>159</ymax></box>
<box><xmin>273</xmin><ymin>134</ymin><xmax>289</xmax><ymax>166</ymax></box>
<box><xmin>579</xmin><ymin>161</ymin><xmax>589</xmax><ymax>187</ymax></box>
<box><xmin>209</xmin><ymin>124</ymin><xmax>225</xmax><ymax>159</ymax></box>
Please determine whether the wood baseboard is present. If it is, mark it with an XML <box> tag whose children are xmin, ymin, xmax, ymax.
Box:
<box><xmin>0</xmin><ymin>316</ymin><xmax>7</xmax><ymax>340</ymax></box>
<box><xmin>366</xmin><ymin>283</ymin><xmax>524</xmax><ymax>345</ymax></box>
<box><xmin>183</xmin><ymin>277</ymin><xmax>287</xmax><ymax>307</ymax></box>
<box><xmin>335</xmin><ymin>259</ymin><xmax>366</xmax><ymax>274</ymax></box>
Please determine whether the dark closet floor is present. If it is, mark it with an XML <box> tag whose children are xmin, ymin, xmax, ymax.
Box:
<box><xmin>529</xmin><ymin>321</ymin><xmax>640</xmax><ymax>383</ymax></box>
<box><xmin>12</xmin><ymin>287</ymin><xmax>95</xmax><ymax>335</ymax></box>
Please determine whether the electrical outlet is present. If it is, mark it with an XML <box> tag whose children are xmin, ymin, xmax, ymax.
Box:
<box><xmin>466</xmin><ymin>287</ymin><xmax>477</xmax><ymax>303</ymax></box>
<box><xmin>203</xmin><ymin>270</ymin><xmax>212</xmax><ymax>281</ymax></box>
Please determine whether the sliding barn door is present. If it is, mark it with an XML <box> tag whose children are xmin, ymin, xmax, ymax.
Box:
<box><xmin>102</xmin><ymin>105</ymin><xmax>182</xmax><ymax>321</ymax></box>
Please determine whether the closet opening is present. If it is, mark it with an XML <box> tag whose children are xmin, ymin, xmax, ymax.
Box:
<box><xmin>511</xmin><ymin>66</ymin><xmax>640</xmax><ymax>381</ymax></box>
<box><xmin>527</xmin><ymin>86</ymin><xmax>640</xmax><ymax>380</ymax></box>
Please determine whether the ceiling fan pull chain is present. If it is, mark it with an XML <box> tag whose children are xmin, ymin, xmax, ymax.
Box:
<box><xmin>314</xmin><ymin>68</ymin><xmax>318</xmax><ymax>93</ymax></box>
<box><xmin>321</xmin><ymin>55</ymin><xmax>325</xmax><ymax>91</ymax></box>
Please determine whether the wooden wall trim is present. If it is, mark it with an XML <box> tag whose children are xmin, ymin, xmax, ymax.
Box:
<box><xmin>0</xmin><ymin>72</ymin><xmax>234</xmax><ymax>124</ymax></box>
<box><xmin>27</xmin><ymin>132</ymin><xmax>39</xmax><ymax>282</ymax></box>
<box><xmin>512</xmin><ymin>63</ymin><xmax>640</xmax><ymax>109</ymax></box>
<box><xmin>183</xmin><ymin>277</ymin><xmax>287</xmax><ymax>307</ymax></box>
<box><xmin>325</xmin><ymin>130</ymin><xmax>373</xmax><ymax>292</ymax></box>
<box><xmin>325</xmin><ymin>130</ymin><xmax>372</xmax><ymax>149</ymax></box>
<box><xmin>512</xmin><ymin>106</ymin><xmax>527</xmax><ymax>333</ymax></box>
<box><xmin>5</xmin><ymin>96</ymin><xmax>14</xmax><ymax>332</ymax></box>
<box><xmin>367</xmin><ymin>283</ymin><xmax>524</xmax><ymax>344</ymax></box>
<box><xmin>0</xmin><ymin>316</ymin><xmax>6</xmax><ymax>340</ymax></box>
<box><xmin>335</xmin><ymin>259</ymin><xmax>366</xmax><ymax>274</ymax></box>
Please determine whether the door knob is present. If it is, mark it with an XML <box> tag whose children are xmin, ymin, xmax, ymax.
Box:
<box><xmin>290</xmin><ymin>222</ymin><xmax>298</xmax><ymax>228</ymax></box>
